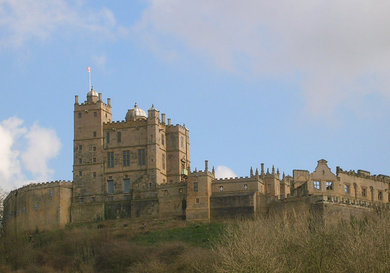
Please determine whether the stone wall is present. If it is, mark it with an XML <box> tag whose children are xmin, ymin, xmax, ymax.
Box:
<box><xmin>210</xmin><ymin>192</ymin><xmax>256</xmax><ymax>219</ymax></box>
<box><xmin>3</xmin><ymin>181</ymin><xmax>72</xmax><ymax>235</ymax></box>
<box><xmin>158</xmin><ymin>182</ymin><xmax>187</xmax><ymax>219</ymax></box>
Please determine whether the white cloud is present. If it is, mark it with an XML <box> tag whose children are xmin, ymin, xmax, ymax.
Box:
<box><xmin>92</xmin><ymin>54</ymin><xmax>107</xmax><ymax>68</ymax></box>
<box><xmin>0</xmin><ymin>0</ymin><xmax>122</xmax><ymax>48</ymax></box>
<box><xmin>21</xmin><ymin>124</ymin><xmax>61</xmax><ymax>182</ymax></box>
<box><xmin>135</xmin><ymin>0</ymin><xmax>390</xmax><ymax>116</ymax></box>
<box><xmin>215</xmin><ymin>165</ymin><xmax>237</xmax><ymax>179</ymax></box>
<box><xmin>0</xmin><ymin>117</ymin><xmax>61</xmax><ymax>191</ymax></box>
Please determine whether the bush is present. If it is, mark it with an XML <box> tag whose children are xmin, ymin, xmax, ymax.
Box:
<box><xmin>212</xmin><ymin>213</ymin><xmax>390</xmax><ymax>273</ymax></box>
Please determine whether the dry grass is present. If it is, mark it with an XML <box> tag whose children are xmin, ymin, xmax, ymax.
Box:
<box><xmin>212</xmin><ymin>213</ymin><xmax>390</xmax><ymax>273</ymax></box>
<box><xmin>1</xmin><ymin>214</ymin><xmax>390</xmax><ymax>272</ymax></box>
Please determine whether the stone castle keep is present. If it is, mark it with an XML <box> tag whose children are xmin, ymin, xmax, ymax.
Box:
<box><xmin>3</xmin><ymin>89</ymin><xmax>390</xmax><ymax>234</ymax></box>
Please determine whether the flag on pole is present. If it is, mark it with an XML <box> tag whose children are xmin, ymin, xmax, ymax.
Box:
<box><xmin>87</xmin><ymin>66</ymin><xmax>91</xmax><ymax>72</ymax></box>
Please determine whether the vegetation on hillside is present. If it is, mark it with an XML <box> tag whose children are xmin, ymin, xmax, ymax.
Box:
<box><xmin>0</xmin><ymin>188</ymin><xmax>7</xmax><ymax>227</ymax></box>
<box><xmin>0</xmin><ymin>213</ymin><xmax>390</xmax><ymax>273</ymax></box>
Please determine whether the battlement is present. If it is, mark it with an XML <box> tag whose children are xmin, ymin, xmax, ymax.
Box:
<box><xmin>76</xmin><ymin>101</ymin><xmax>111</xmax><ymax>108</ymax></box>
<box><xmin>190</xmin><ymin>170</ymin><xmax>213</xmax><ymax>176</ymax></box>
<box><xmin>103</xmin><ymin>119</ymin><xmax>148</xmax><ymax>129</ymax></box>
<box><xmin>5</xmin><ymin>180</ymin><xmax>72</xmax><ymax>200</ymax></box>
<box><xmin>337</xmin><ymin>167</ymin><xmax>390</xmax><ymax>183</ymax></box>
<box><xmin>166</xmin><ymin>123</ymin><xmax>188</xmax><ymax>131</ymax></box>
<box><xmin>214</xmin><ymin>176</ymin><xmax>262</xmax><ymax>184</ymax></box>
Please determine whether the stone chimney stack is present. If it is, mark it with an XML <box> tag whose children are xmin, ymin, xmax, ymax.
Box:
<box><xmin>161</xmin><ymin>113</ymin><xmax>166</xmax><ymax>124</ymax></box>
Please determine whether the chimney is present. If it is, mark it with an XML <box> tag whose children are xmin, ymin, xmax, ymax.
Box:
<box><xmin>98</xmin><ymin>93</ymin><xmax>102</xmax><ymax>101</ymax></box>
<box><xmin>205</xmin><ymin>160</ymin><xmax>209</xmax><ymax>172</ymax></box>
<box><xmin>75</xmin><ymin>95</ymin><xmax>79</xmax><ymax>104</ymax></box>
<box><xmin>161</xmin><ymin>113</ymin><xmax>166</xmax><ymax>124</ymax></box>
<box><xmin>168</xmin><ymin>118</ymin><xmax>171</xmax><ymax>126</ymax></box>
<box><xmin>107</xmin><ymin>98</ymin><xmax>111</xmax><ymax>106</ymax></box>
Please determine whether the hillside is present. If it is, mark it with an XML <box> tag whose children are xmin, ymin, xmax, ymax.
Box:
<box><xmin>1</xmin><ymin>213</ymin><xmax>390</xmax><ymax>273</ymax></box>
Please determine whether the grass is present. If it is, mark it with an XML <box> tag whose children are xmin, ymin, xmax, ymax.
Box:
<box><xmin>134</xmin><ymin>222</ymin><xmax>225</xmax><ymax>247</ymax></box>
<box><xmin>1</xmin><ymin>214</ymin><xmax>390</xmax><ymax>272</ymax></box>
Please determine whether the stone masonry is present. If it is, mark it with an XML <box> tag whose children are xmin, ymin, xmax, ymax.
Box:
<box><xmin>2</xmin><ymin>89</ymin><xmax>389</xmax><ymax>234</ymax></box>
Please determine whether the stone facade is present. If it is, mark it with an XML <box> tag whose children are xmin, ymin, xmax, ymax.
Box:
<box><xmin>3</xmin><ymin>181</ymin><xmax>72</xmax><ymax>235</ymax></box>
<box><xmin>2</xmin><ymin>90</ymin><xmax>390</xmax><ymax>234</ymax></box>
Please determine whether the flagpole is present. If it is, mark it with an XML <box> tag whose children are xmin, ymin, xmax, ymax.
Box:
<box><xmin>88</xmin><ymin>67</ymin><xmax>92</xmax><ymax>91</ymax></box>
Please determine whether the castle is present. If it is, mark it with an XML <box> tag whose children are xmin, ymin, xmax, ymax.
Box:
<box><xmin>2</xmin><ymin>89</ymin><xmax>390</xmax><ymax>234</ymax></box>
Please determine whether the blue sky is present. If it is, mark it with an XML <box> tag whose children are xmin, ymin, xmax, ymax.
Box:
<box><xmin>0</xmin><ymin>0</ymin><xmax>389</xmax><ymax>191</ymax></box>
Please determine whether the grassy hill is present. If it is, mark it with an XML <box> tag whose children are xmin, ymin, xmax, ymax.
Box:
<box><xmin>1</xmin><ymin>213</ymin><xmax>390</xmax><ymax>273</ymax></box>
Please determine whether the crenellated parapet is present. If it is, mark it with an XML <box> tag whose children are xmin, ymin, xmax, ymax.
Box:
<box><xmin>337</xmin><ymin>167</ymin><xmax>390</xmax><ymax>183</ymax></box>
<box><xmin>214</xmin><ymin>176</ymin><xmax>262</xmax><ymax>184</ymax></box>
<box><xmin>103</xmin><ymin>119</ymin><xmax>147</xmax><ymax>129</ymax></box>
<box><xmin>4</xmin><ymin>181</ymin><xmax>72</xmax><ymax>202</ymax></box>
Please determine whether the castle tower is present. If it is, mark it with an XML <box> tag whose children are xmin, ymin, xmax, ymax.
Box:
<box><xmin>166</xmin><ymin>123</ymin><xmax>190</xmax><ymax>183</ymax></box>
<box><xmin>146</xmin><ymin>106</ymin><xmax>167</xmax><ymax>186</ymax></box>
<box><xmin>186</xmin><ymin>160</ymin><xmax>214</xmax><ymax>222</ymax></box>
<box><xmin>71</xmin><ymin>89</ymin><xmax>112</xmax><ymax>222</ymax></box>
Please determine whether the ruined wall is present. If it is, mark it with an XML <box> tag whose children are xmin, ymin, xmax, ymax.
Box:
<box><xmin>267</xmin><ymin>194</ymin><xmax>389</xmax><ymax>223</ymax></box>
<box><xmin>3</xmin><ymin>181</ymin><xmax>72</xmax><ymax>235</ymax></box>
<box><xmin>210</xmin><ymin>192</ymin><xmax>256</xmax><ymax>219</ymax></box>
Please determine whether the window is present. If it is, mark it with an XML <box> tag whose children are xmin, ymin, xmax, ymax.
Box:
<box><xmin>93</xmin><ymin>146</ymin><xmax>96</xmax><ymax>152</ymax></box>
<box><xmin>326</xmin><ymin>181</ymin><xmax>333</xmax><ymax>190</ymax></box>
<box><xmin>106</xmin><ymin>132</ymin><xmax>110</xmax><ymax>144</ymax></box>
<box><xmin>123</xmin><ymin>150</ymin><xmax>130</xmax><ymax>166</ymax></box>
<box><xmin>123</xmin><ymin>178</ymin><xmax>130</xmax><ymax>193</ymax></box>
<box><xmin>78</xmin><ymin>112</ymin><xmax>82</xmax><ymax>118</ymax></box>
<box><xmin>244</xmin><ymin>184</ymin><xmax>248</xmax><ymax>190</ymax></box>
<box><xmin>362</xmin><ymin>188</ymin><xmax>367</xmax><ymax>197</ymax></box>
<box><xmin>79</xmin><ymin>171</ymin><xmax>82</xmax><ymax>176</ymax></box>
<box><xmin>33</xmin><ymin>204</ymin><xmax>38</xmax><ymax>211</ymax></box>
<box><xmin>107</xmin><ymin>180</ymin><xmax>114</xmax><ymax>194</ymax></box>
<box><xmin>138</xmin><ymin>149</ymin><xmax>146</xmax><ymax>165</ymax></box>
<box><xmin>378</xmin><ymin>191</ymin><xmax>383</xmax><ymax>200</ymax></box>
<box><xmin>161</xmin><ymin>134</ymin><xmax>165</xmax><ymax>146</ymax></box>
<box><xmin>93</xmin><ymin>131</ymin><xmax>97</xmax><ymax>137</ymax></box>
<box><xmin>94</xmin><ymin>112</ymin><xmax>97</xmax><ymax>117</ymax></box>
<box><xmin>195</xmin><ymin>198</ymin><xmax>200</xmax><ymax>204</ymax></box>
<box><xmin>79</xmin><ymin>158</ymin><xmax>82</xmax><ymax>164</ymax></box>
<box><xmin>194</xmin><ymin>182</ymin><xmax>198</xmax><ymax>192</ymax></box>
<box><xmin>162</xmin><ymin>154</ymin><xmax>166</xmax><ymax>170</ymax></box>
<box><xmin>79</xmin><ymin>145</ymin><xmax>82</xmax><ymax>151</ymax></box>
<box><xmin>49</xmin><ymin>189</ymin><xmax>54</xmax><ymax>197</ymax></box>
<box><xmin>180</xmin><ymin>136</ymin><xmax>184</xmax><ymax>148</ymax></box>
<box><xmin>117</xmin><ymin>131</ymin><xmax>121</xmax><ymax>143</ymax></box>
<box><xmin>93</xmin><ymin>157</ymin><xmax>96</xmax><ymax>163</ymax></box>
<box><xmin>344</xmin><ymin>184</ymin><xmax>350</xmax><ymax>194</ymax></box>
<box><xmin>107</xmin><ymin>152</ymin><xmax>114</xmax><ymax>168</ymax></box>
<box><xmin>93</xmin><ymin>172</ymin><xmax>96</xmax><ymax>178</ymax></box>
<box><xmin>219</xmin><ymin>186</ymin><xmax>224</xmax><ymax>192</ymax></box>
<box><xmin>313</xmin><ymin>181</ymin><xmax>321</xmax><ymax>190</ymax></box>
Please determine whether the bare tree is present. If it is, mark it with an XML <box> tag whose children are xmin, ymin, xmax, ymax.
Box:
<box><xmin>0</xmin><ymin>187</ymin><xmax>7</xmax><ymax>227</ymax></box>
